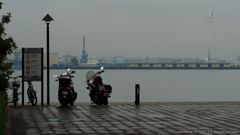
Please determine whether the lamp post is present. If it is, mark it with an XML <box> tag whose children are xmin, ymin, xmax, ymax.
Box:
<box><xmin>42</xmin><ymin>14</ymin><xmax>54</xmax><ymax>105</ymax></box>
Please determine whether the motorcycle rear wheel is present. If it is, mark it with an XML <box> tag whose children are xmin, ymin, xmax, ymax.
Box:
<box><xmin>59</xmin><ymin>96</ymin><xmax>68</xmax><ymax>107</ymax></box>
<box><xmin>94</xmin><ymin>97</ymin><xmax>108</xmax><ymax>105</ymax></box>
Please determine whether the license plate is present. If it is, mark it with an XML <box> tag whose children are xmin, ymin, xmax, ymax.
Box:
<box><xmin>62</xmin><ymin>91</ymin><xmax>68</xmax><ymax>95</ymax></box>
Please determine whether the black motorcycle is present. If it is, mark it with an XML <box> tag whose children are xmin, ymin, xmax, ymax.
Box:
<box><xmin>86</xmin><ymin>67</ymin><xmax>112</xmax><ymax>105</ymax></box>
<box><xmin>53</xmin><ymin>69</ymin><xmax>77</xmax><ymax>107</ymax></box>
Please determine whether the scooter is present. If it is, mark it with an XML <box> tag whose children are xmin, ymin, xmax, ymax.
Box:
<box><xmin>86</xmin><ymin>67</ymin><xmax>112</xmax><ymax>105</ymax></box>
<box><xmin>53</xmin><ymin>68</ymin><xmax>77</xmax><ymax>107</ymax></box>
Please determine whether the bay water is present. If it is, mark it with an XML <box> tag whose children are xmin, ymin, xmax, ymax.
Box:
<box><xmin>11</xmin><ymin>69</ymin><xmax>240</xmax><ymax>104</ymax></box>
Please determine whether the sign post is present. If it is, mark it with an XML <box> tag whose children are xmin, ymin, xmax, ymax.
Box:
<box><xmin>22</xmin><ymin>48</ymin><xmax>44</xmax><ymax>105</ymax></box>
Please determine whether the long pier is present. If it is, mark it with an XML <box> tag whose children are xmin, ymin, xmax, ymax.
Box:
<box><xmin>51</xmin><ymin>63</ymin><xmax>240</xmax><ymax>70</ymax></box>
<box><xmin>113</xmin><ymin>63</ymin><xmax>237</xmax><ymax>69</ymax></box>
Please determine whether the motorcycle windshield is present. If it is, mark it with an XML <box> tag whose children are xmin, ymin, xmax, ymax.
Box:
<box><xmin>86</xmin><ymin>71</ymin><xmax>95</xmax><ymax>81</ymax></box>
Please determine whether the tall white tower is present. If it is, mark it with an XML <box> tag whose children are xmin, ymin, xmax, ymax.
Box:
<box><xmin>206</xmin><ymin>0</ymin><xmax>215</xmax><ymax>62</ymax></box>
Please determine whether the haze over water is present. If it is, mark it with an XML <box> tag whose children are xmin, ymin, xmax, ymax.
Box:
<box><xmin>3</xmin><ymin>0</ymin><xmax>240</xmax><ymax>61</ymax></box>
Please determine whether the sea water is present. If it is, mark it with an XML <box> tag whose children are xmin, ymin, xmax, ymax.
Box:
<box><xmin>11</xmin><ymin>69</ymin><xmax>240</xmax><ymax>104</ymax></box>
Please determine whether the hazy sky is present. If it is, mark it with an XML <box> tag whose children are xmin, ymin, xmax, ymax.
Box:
<box><xmin>2</xmin><ymin>0</ymin><xmax>240</xmax><ymax>60</ymax></box>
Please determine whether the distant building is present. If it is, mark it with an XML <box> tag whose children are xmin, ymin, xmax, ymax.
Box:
<box><xmin>60</xmin><ymin>54</ymin><xmax>79</xmax><ymax>66</ymax></box>
<box><xmin>44</xmin><ymin>52</ymin><xmax>60</xmax><ymax>67</ymax></box>
<box><xmin>13</xmin><ymin>50</ymin><xmax>22</xmax><ymax>69</ymax></box>
<box><xmin>238</xmin><ymin>56</ymin><xmax>240</xmax><ymax>61</ymax></box>
<box><xmin>113</xmin><ymin>56</ymin><xmax>125</xmax><ymax>64</ymax></box>
<box><xmin>80</xmin><ymin>36</ymin><xmax>88</xmax><ymax>63</ymax></box>
<box><xmin>60</xmin><ymin>54</ymin><xmax>74</xmax><ymax>66</ymax></box>
<box><xmin>87</xmin><ymin>58</ymin><xmax>99</xmax><ymax>64</ymax></box>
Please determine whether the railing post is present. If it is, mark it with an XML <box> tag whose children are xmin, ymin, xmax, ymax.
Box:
<box><xmin>135</xmin><ymin>84</ymin><xmax>140</xmax><ymax>105</ymax></box>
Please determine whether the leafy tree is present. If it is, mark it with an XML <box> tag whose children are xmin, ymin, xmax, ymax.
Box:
<box><xmin>0</xmin><ymin>2</ymin><xmax>16</xmax><ymax>91</ymax></box>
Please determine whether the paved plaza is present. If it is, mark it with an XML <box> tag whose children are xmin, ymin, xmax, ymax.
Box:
<box><xmin>5</xmin><ymin>102</ymin><xmax>240</xmax><ymax>135</ymax></box>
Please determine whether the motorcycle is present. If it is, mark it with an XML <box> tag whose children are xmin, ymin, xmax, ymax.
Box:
<box><xmin>86</xmin><ymin>67</ymin><xmax>112</xmax><ymax>105</ymax></box>
<box><xmin>53</xmin><ymin>68</ymin><xmax>77</xmax><ymax>107</ymax></box>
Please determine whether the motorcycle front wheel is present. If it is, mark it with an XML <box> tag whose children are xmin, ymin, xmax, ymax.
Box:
<box><xmin>102</xmin><ymin>97</ymin><xmax>108</xmax><ymax>105</ymax></box>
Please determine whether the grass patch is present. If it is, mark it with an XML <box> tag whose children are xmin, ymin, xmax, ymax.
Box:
<box><xmin>0</xmin><ymin>90</ymin><xmax>7</xmax><ymax>135</ymax></box>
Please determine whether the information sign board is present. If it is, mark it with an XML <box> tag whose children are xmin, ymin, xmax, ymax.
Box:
<box><xmin>23</xmin><ymin>48</ymin><xmax>43</xmax><ymax>81</ymax></box>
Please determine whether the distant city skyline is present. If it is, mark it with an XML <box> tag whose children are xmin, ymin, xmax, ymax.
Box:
<box><xmin>2</xmin><ymin>0</ymin><xmax>240</xmax><ymax>61</ymax></box>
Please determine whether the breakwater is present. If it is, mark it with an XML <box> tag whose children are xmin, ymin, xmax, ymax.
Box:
<box><xmin>51</xmin><ymin>63</ymin><xmax>240</xmax><ymax>70</ymax></box>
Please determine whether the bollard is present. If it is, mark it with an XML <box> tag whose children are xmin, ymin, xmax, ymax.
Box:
<box><xmin>135</xmin><ymin>84</ymin><xmax>140</xmax><ymax>105</ymax></box>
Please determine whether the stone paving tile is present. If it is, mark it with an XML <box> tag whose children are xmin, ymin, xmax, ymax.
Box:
<box><xmin>6</xmin><ymin>102</ymin><xmax>240</xmax><ymax>135</ymax></box>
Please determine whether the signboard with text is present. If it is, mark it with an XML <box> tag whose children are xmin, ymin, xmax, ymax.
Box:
<box><xmin>23</xmin><ymin>48</ymin><xmax>43</xmax><ymax>81</ymax></box>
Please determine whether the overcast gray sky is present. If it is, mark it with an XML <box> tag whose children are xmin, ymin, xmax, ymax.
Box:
<box><xmin>2</xmin><ymin>0</ymin><xmax>240</xmax><ymax>60</ymax></box>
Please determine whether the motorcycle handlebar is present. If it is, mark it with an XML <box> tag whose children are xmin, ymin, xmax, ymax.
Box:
<box><xmin>96</xmin><ymin>70</ymin><xmax>104</xmax><ymax>75</ymax></box>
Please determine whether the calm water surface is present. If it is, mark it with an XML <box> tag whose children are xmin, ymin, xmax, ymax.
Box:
<box><xmin>12</xmin><ymin>69</ymin><xmax>240</xmax><ymax>104</ymax></box>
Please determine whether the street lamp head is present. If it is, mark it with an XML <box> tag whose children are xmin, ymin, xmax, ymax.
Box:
<box><xmin>42</xmin><ymin>14</ymin><xmax>54</xmax><ymax>24</ymax></box>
